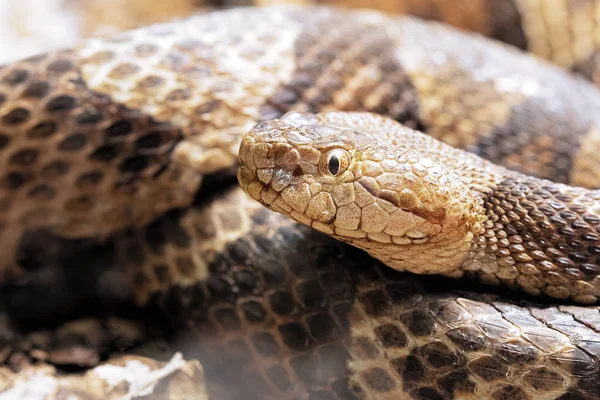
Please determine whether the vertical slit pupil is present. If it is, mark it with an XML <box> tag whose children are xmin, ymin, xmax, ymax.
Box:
<box><xmin>328</xmin><ymin>155</ymin><xmax>340</xmax><ymax>175</ymax></box>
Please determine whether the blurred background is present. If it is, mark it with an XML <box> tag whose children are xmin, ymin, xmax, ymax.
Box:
<box><xmin>0</xmin><ymin>0</ymin><xmax>205</xmax><ymax>63</ymax></box>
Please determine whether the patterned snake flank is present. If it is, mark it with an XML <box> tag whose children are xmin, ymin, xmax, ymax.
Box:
<box><xmin>3</xmin><ymin>4</ymin><xmax>600</xmax><ymax>400</ymax></box>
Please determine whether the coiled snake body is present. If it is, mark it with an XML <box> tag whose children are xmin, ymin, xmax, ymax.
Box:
<box><xmin>3</xmin><ymin>5</ymin><xmax>600</xmax><ymax>400</ymax></box>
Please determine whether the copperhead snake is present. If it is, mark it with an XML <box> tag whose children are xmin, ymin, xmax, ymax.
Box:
<box><xmin>2</xmin><ymin>3</ymin><xmax>600</xmax><ymax>400</ymax></box>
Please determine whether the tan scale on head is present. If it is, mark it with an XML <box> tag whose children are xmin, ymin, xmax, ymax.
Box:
<box><xmin>237</xmin><ymin>111</ymin><xmax>491</xmax><ymax>275</ymax></box>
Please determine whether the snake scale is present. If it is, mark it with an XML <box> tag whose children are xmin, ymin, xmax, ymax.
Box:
<box><xmin>2</xmin><ymin>3</ymin><xmax>600</xmax><ymax>400</ymax></box>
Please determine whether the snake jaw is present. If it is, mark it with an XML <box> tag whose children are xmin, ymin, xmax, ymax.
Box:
<box><xmin>238</xmin><ymin>112</ymin><xmax>486</xmax><ymax>275</ymax></box>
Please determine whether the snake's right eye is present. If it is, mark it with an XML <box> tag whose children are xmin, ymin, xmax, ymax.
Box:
<box><xmin>320</xmin><ymin>149</ymin><xmax>349</xmax><ymax>177</ymax></box>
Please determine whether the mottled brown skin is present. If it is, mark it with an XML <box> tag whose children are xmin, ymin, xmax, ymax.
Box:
<box><xmin>238</xmin><ymin>112</ymin><xmax>600</xmax><ymax>304</ymax></box>
<box><xmin>4</xmin><ymin>5</ymin><xmax>600</xmax><ymax>400</ymax></box>
<box><xmin>265</xmin><ymin>0</ymin><xmax>600</xmax><ymax>86</ymax></box>
<box><xmin>388</xmin><ymin>0</ymin><xmax>600</xmax><ymax>85</ymax></box>
<box><xmin>4</xmin><ymin>6</ymin><xmax>600</xmax><ymax>283</ymax></box>
<box><xmin>120</xmin><ymin>187</ymin><xmax>600</xmax><ymax>400</ymax></box>
<box><xmin>46</xmin><ymin>1</ymin><xmax>600</xmax><ymax>87</ymax></box>
<box><xmin>0</xmin><ymin>49</ymin><xmax>198</xmax><ymax>283</ymax></box>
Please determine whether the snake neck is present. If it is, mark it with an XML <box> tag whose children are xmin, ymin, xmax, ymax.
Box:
<box><xmin>460</xmin><ymin>174</ymin><xmax>600</xmax><ymax>302</ymax></box>
<box><xmin>331</xmin><ymin>143</ymin><xmax>501</xmax><ymax>276</ymax></box>
<box><xmin>340</xmin><ymin>139</ymin><xmax>600</xmax><ymax>302</ymax></box>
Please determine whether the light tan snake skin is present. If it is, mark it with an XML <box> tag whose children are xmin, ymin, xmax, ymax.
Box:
<box><xmin>3</xmin><ymin>4</ymin><xmax>600</xmax><ymax>400</ymax></box>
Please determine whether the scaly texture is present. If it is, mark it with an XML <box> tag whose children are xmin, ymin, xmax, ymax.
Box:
<box><xmin>4</xmin><ymin>6</ymin><xmax>600</xmax><ymax>400</ymax></box>
<box><xmin>297</xmin><ymin>0</ymin><xmax>600</xmax><ymax>85</ymax></box>
<box><xmin>323</xmin><ymin>0</ymin><xmax>600</xmax><ymax>85</ymax></box>
<box><xmin>116</xmin><ymin>186</ymin><xmax>600</xmax><ymax>400</ymax></box>
<box><xmin>6</xmin><ymin>1</ymin><xmax>600</xmax><ymax>80</ymax></box>
<box><xmin>238</xmin><ymin>111</ymin><xmax>600</xmax><ymax>303</ymax></box>
<box><xmin>4</xmin><ymin>6</ymin><xmax>600</xmax><ymax>285</ymax></box>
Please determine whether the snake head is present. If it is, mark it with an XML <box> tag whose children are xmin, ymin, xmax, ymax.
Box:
<box><xmin>237</xmin><ymin>111</ymin><xmax>484</xmax><ymax>275</ymax></box>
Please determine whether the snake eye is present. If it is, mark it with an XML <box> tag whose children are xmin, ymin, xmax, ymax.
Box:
<box><xmin>321</xmin><ymin>149</ymin><xmax>349</xmax><ymax>177</ymax></box>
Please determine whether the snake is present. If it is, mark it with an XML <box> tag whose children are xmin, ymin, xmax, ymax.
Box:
<box><xmin>2</xmin><ymin>3</ymin><xmax>600</xmax><ymax>400</ymax></box>
<box><xmin>237</xmin><ymin>110</ymin><xmax>600</xmax><ymax>303</ymax></box>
